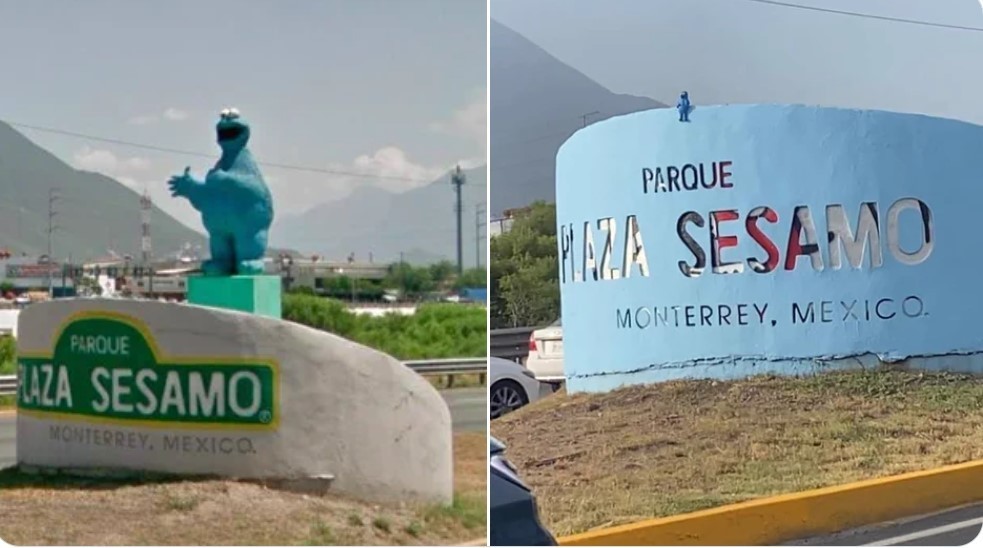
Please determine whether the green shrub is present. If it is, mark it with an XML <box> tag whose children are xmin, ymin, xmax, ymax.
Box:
<box><xmin>283</xmin><ymin>294</ymin><xmax>485</xmax><ymax>359</ymax></box>
<box><xmin>0</xmin><ymin>335</ymin><xmax>14</xmax><ymax>375</ymax></box>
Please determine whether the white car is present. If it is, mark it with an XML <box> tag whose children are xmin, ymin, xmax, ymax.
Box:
<box><xmin>525</xmin><ymin>318</ymin><xmax>564</xmax><ymax>382</ymax></box>
<box><xmin>489</xmin><ymin>356</ymin><xmax>552</xmax><ymax>419</ymax></box>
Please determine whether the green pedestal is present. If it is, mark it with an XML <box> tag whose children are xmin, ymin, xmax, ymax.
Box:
<box><xmin>187</xmin><ymin>275</ymin><xmax>282</xmax><ymax>319</ymax></box>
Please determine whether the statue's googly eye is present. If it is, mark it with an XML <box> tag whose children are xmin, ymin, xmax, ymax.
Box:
<box><xmin>220</xmin><ymin>108</ymin><xmax>231</xmax><ymax>118</ymax></box>
<box><xmin>229</xmin><ymin>108</ymin><xmax>240</xmax><ymax>119</ymax></box>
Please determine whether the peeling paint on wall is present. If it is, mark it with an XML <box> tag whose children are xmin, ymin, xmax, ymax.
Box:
<box><xmin>555</xmin><ymin>104</ymin><xmax>983</xmax><ymax>393</ymax></box>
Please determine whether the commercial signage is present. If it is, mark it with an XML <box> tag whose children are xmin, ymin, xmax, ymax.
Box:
<box><xmin>555</xmin><ymin>104</ymin><xmax>983</xmax><ymax>392</ymax></box>
<box><xmin>7</xmin><ymin>263</ymin><xmax>62</xmax><ymax>279</ymax></box>
<box><xmin>18</xmin><ymin>311</ymin><xmax>279</xmax><ymax>429</ymax></box>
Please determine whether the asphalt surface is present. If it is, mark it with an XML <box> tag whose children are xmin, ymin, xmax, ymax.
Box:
<box><xmin>442</xmin><ymin>387</ymin><xmax>487</xmax><ymax>433</ymax></box>
<box><xmin>0</xmin><ymin>387</ymin><xmax>485</xmax><ymax>468</ymax></box>
<box><xmin>788</xmin><ymin>503</ymin><xmax>983</xmax><ymax>546</ymax></box>
<box><xmin>0</xmin><ymin>415</ymin><xmax>13</xmax><ymax>468</ymax></box>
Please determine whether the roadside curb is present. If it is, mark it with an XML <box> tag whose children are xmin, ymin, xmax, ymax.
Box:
<box><xmin>558</xmin><ymin>459</ymin><xmax>983</xmax><ymax>546</ymax></box>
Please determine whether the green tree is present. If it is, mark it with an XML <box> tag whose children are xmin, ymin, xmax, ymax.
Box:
<box><xmin>454</xmin><ymin>267</ymin><xmax>487</xmax><ymax>290</ymax></box>
<box><xmin>282</xmin><ymin>294</ymin><xmax>485</xmax><ymax>359</ymax></box>
<box><xmin>76</xmin><ymin>276</ymin><xmax>102</xmax><ymax>297</ymax></box>
<box><xmin>490</xmin><ymin>202</ymin><xmax>559</xmax><ymax>328</ymax></box>
<box><xmin>428</xmin><ymin>261</ymin><xmax>456</xmax><ymax>286</ymax></box>
<box><xmin>0</xmin><ymin>335</ymin><xmax>15</xmax><ymax>375</ymax></box>
<box><xmin>384</xmin><ymin>263</ymin><xmax>435</xmax><ymax>298</ymax></box>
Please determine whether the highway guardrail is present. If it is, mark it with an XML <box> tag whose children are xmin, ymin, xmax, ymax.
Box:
<box><xmin>0</xmin><ymin>375</ymin><xmax>15</xmax><ymax>396</ymax></box>
<box><xmin>490</xmin><ymin>327</ymin><xmax>535</xmax><ymax>363</ymax></box>
<box><xmin>0</xmin><ymin>357</ymin><xmax>488</xmax><ymax>396</ymax></box>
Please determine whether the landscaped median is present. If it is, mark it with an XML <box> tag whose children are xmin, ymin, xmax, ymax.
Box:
<box><xmin>0</xmin><ymin>430</ymin><xmax>486</xmax><ymax>545</ymax></box>
<box><xmin>490</xmin><ymin>368</ymin><xmax>983</xmax><ymax>545</ymax></box>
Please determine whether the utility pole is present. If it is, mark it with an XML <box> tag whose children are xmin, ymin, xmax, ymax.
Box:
<box><xmin>140</xmin><ymin>188</ymin><xmax>153</xmax><ymax>265</ymax></box>
<box><xmin>475</xmin><ymin>203</ymin><xmax>485</xmax><ymax>268</ymax></box>
<box><xmin>46</xmin><ymin>187</ymin><xmax>60</xmax><ymax>299</ymax></box>
<box><xmin>451</xmin><ymin>165</ymin><xmax>466</xmax><ymax>275</ymax></box>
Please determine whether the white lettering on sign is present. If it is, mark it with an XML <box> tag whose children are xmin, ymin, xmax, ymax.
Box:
<box><xmin>70</xmin><ymin>335</ymin><xmax>130</xmax><ymax>356</ymax></box>
<box><xmin>189</xmin><ymin>372</ymin><xmax>225</xmax><ymax>417</ymax></box>
<box><xmin>87</xmin><ymin>368</ymin><xmax>262</xmax><ymax>419</ymax></box>
<box><xmin>18</xmin><ymin>363</ymin><xmax>73</xmax><ymax>408</ymax></box>
<box><xmin>229</xmin><ymin>371</ymin><xmax>262</xmax><ymax>417</ymax></box>
<box><xmin>559</xmin><ymin>197</ymin><xmax>935</xmax><ymax>283</ymax></box>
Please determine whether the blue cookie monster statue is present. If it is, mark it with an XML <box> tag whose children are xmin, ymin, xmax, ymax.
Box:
<box><xmin>168</xmin><ymin>108</ymin><xmax>274</xmax><ymax>276</ymax></box>
<box><xmin>677</xmin><ymin>91</ymin><xmax>692</xmax><ymax>122</ymax></box>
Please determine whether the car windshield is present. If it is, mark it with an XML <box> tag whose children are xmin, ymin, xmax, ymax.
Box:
<box><xmin>550</xmin><ymin>318</ymin><xmax>562</xmax><ymax>327</ymax></box>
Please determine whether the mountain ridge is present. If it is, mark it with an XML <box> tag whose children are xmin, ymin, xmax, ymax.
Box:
<box><xmin>272</xmin><ymin>165</ymin><xmax>487</xmax><ymax>265</ymax></box>
<box><xmin>0</xmin><ymin>121</ymin><xmax>205</xmax><ymax>262</ymax></box>
<box><xmin>490</xmin><ymin>19</ymin><xmax>667</xmax><ymax>215</ymax></box>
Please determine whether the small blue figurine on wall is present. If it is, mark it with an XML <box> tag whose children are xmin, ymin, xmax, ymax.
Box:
<box><xmin>677</xmin><ymin>91</ymin><xmax>692</xmax><ymax>122</ymax></box>
<box><xmin>168</xmin><ymin>108</ymin><xmax>274</xmax><ymax>276</ymax></box>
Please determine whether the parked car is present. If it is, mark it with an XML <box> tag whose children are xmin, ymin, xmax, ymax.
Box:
<box><xmin>490</xmin><ymin>437</ymin><xmax>557</xmax><ymax>546</ymax></box>
<box><xmin>490</xmin><ymin>357</ymin><xmax>552</xmax><ymax>419</ymax></box>
<box><xmin>525</xmin><ymin>318</ymin><xmax>564</xmax><ymax>382</ymax></box>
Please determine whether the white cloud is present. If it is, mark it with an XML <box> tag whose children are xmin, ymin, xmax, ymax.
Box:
<box><xmin>72</xmin><ymin>146</ymin><xmax>152</xmax><ymax>189</ymax></box>
<box><xmin>265</xmin><ymin>146</ymin><xmax>477</xmax><ymax>216</ymax></box>
<box><xmin>350</xmin><ymin>147</ymin><xmax>447</xmax><ymax>191</ymax></box>
<box><xmin>127</xmin><ymin>107</ymin><xmax>190</xmax><ymax>125</ymax></box>
<box><xmin>67</xmin><ymin>144</ymin><xmax>475</xmax><ymax>230</ymax></box>
<box><xmin>430</xmin><ymin>90</ymin><xmax>487</xmax><ymax>150</ymax></box>
<box><xmin>163</xmin><ymin>107</ymin><xmax>188</xmax><ymax>121</ymax></box>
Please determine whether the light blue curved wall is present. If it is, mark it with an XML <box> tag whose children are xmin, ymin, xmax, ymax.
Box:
<box><xmin>555</xmin><ymin>104</ymin><xmax>983</xmax><ymax>393</ymax></box>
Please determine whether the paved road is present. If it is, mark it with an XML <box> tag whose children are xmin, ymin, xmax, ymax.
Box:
<box><xmin>788</xmin><ymin>503</ymin><xmax>983</xmax><ymax>546</ymax></box>
<box><xmin>0</xmin><ymin>415</ymin><xmax>13</xmax><ymax>468</ymax></box>
<box><xmin>0</xmin><ymin>388</ymin><xmax>485</xmax><ymax>468</ymax></box>
<box><xmin>442</xmin><ymin>387</ymin><xmax>487</xmax><ymax>433</ymax></box>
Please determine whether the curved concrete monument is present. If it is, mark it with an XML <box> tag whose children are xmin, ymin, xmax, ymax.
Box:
<box><xmin>555</xmin><ymin>104</ymin><xmax>983</xmax><ymax>393</ymax></box>
<box><xmin>16</xmin><ymin>299</ymin><xmax>453</xmax><ymax>504</ymax></box>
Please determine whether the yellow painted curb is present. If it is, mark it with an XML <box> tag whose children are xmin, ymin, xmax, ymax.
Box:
<box><xmin>559</xmin><ymin>459</ymin><xmax>983</xmax><ymax>546</ymax></box>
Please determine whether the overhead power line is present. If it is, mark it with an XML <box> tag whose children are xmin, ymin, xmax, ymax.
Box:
<box><xmin>3</xmin><ymin>120</ymin><xmax>433</xmax><ymax>183</ymax></box>
<box><xmin>738</xmin><ymin>0</ymin><xmax>983</xmax><ymax>32</ymax></box>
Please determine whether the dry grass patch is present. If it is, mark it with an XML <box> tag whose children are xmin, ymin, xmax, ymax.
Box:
<box><xmin>0</xmin><ymin>432</ymin><xmax>486</xmax><ymax>545</ymax></box>
<box><xmin>491</xmin><ymin>367</ymin><xmax>983</xmax><ymax>536</ymax></box>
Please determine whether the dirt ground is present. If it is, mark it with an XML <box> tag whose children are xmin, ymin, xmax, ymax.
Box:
<box><xmin>491</xmin><ymin>368</ymin><xmax>983</xmax><ymax>537</ymax></box>
<box><xmin>0</xmin><ymin>432</ymin><xmax>486</xmax><ymax>546</ymax></box>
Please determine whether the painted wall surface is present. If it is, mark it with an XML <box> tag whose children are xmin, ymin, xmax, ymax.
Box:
<box><xmin>16</xmin><ymin>299</ymin><xmax>452</xmax><ymax>503</ymax></box>
<box><xmin>555</xmin><ymin>105</ymin><xmax>983</xmax><ymax>393</ymax></box>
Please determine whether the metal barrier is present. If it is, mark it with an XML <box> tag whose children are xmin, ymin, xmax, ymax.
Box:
<box><xmin>404</xmin><ymin>358</ymin><xmax>486</xmax><ymax>388</ymax></box>
<box><xmin>0</xmin><ymin>357</ymin><xmax>489</xmax><ymax>396</ymax></box>
<box><xmin>0</xmin><ymin>375</ymin><xmax>14</xmax><ymax>397</ymax></box>
<box><xmin>403</xmin><ymin>357</ymin><xmax>486</xmax><ymax>375</ymax></box>
<box><xmin>490</xmin><ymin>327</ymin><xmax>535</xmax><ymax>363</ymax></box>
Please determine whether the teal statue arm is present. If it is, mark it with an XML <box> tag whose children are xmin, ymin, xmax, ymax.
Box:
<box><xmin>167</xmin><ymin>167</ymin><xmax>206</xmax><ymax>210</ymax></box>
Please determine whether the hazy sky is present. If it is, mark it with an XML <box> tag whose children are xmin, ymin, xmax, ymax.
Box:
<box><xmin>0</xmin><ymin>0</ymin><xmax>487</xmax><ymax>231</ymax></box>
<box><xmin>492</xmin><ymin>0</ymin><xmax>983</xmax><ymax>125</ymax></box>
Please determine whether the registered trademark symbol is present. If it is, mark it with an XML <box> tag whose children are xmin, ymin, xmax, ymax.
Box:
<box><xmin>259</xmin><ymin>410</ymin><xmax>272</xmax><ymax>423</ymax></box>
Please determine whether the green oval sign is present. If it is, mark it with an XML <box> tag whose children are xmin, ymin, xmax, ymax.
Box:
<box><xmin>18</xmin><ymin>311</ymin><xmax>280</xmax><ymax>430</ymax></box>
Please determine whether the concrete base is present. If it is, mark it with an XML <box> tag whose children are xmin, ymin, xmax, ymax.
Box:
<box><xmin>16</xmin><ymin>298</ymin><xmax>453</xmax><ymax>504</ymax></box>
<box><xmin>187</xmin><ymin>275</ymin><xmax>282</xmax><ymax>319</ymax></box>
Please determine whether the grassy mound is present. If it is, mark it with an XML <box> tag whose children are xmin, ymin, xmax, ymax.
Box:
<box><xmin>491</xmin><ymin>368</ymin><xmax>983</xmax><ymax>536</ymax></box>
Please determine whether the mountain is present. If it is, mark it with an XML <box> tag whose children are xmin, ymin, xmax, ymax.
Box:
<box><xmin>0</xmin><ymin>122</ymin><xmax>205</xmax><ymax>262</ymax></box>
<box><xmin>490</xmin><ymin>20</ymin><xmax>667</xmax><ymax>215</ymax></box>
<box><xmin>272</xmin><ymin>166</ymin><xmax>487</xmax><ymax>266</ymax></box>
